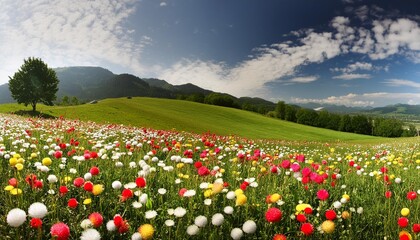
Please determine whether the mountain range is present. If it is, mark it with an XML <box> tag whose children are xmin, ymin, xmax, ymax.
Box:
<box><xmin>0</xmin><ymin>66</ymin><xmax>419</xmax><ymax>117</ymax></box>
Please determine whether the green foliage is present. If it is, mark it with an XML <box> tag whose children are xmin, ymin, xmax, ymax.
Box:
<box><xmin>204</xmin><ymin>93</ymin><xmax>240</xmax><ymax>108</ymax></box>
<box><xmin>373</xmin><ymin>118</ymin><xmax>404</xmax><ymax>137</ymax></box>
<box><xmin>8</xmin><ymin>57</ymin><xmax>59</xmax><ymax>111</ymax></box>
<box><xmin>285</xmin><ymin>105</ymin><xmax>298</xmax><ymax>122</ymax></box>
<box><xmin>296</xmin><ymin>108</ymin><xmax>318</xmax><ymax>126</ymax></box>
<box><xmin>275</xmin><ymin>101</ymin><xmax>286</xmax><ymax>119</ymax></box>
<box><xmin>402</xmin><ymin>124</ymin><xmax>418</xmax><ymax>137</ymax></box>
<box><xmin>339</xmin><ymin>114</ymin><xmax>353</xmax><ymax>132</ymax></box>
<box><xmin>351</xmin><ymin>115</ymin><xmax>372</xmax><ymax>135</ymax></box>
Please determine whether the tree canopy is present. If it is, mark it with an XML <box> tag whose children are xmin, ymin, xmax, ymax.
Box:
<box><xmin>9</xmin><ymin>57</ymin><xmax>59</xmax><ymax>111</ymax></box>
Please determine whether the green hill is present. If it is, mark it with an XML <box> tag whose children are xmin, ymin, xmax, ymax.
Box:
<box><xmin>0</xmin><ymin>97</ymin><xmax>382</xmax><ymax>142</ymax></box>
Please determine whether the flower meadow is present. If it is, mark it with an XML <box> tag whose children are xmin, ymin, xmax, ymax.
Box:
<box><xmin>0</xmin><ymin>114</ymin><xmax>419</xmax><ymax>240</ymax></box>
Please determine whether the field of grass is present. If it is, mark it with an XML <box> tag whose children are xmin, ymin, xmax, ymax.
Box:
<box><xmin>0</xmin><ymin>97</ymin><xmax>383</xmax><ymax>142</ymax></box>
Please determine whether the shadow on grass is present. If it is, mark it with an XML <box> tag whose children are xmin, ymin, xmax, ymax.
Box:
<box><xmin>13</xmin><ymin>110</ymin><xmax>57</xmax><ymax>119</ymax></box>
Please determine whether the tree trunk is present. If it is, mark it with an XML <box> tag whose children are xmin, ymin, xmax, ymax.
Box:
<box><xmin>31</xmin><ymin>102</ymin><xmax>36</xmax><ymax>112</ymax></box>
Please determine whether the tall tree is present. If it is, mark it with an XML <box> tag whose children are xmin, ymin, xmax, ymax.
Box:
<box><xmin>275</xmin><ymin>101</ymin><xmax>286</xmax><ymax>120</ymax></box>
<box><xmin>9</xmin><ymin>57</ymin><xmax>59</xmax><ymax>112</ymax></box>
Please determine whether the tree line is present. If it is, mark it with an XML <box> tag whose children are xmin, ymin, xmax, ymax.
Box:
<box><xmin>273</xmin><ymin>101</ymin><xmax>418</xmax><ymax>138</ymax></box>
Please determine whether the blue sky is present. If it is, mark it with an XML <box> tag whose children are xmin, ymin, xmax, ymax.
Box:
<box><xmin>1</xmin><ymin>0</ymin><xmax>420</xmax><ymax>107</ymax></box>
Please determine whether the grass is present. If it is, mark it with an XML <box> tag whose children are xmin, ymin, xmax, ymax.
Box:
<box><xmin>0</xmin><ymin>97</ymin><xmax>385</xmax><ymax>142</ymax></box>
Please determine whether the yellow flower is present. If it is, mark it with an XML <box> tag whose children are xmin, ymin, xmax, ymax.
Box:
<box><xmin>341</xmin><ymin>211</ymin><xmax>351</xmax><ymax>219</ymax></box>
<box><xmin>4</xmin><ymin>185</ymin><xmax>14</xmax><ymax>191</ymax></box>
<box><xmin>10</xmin><ymin>188</ymin><xmax>22</xmax><ymax>195</ymax></box>
<box><xmin>269</xmin><ymin>193</ymin><xmax>281</xmax><ymax>203</ymax></box>
<box><xmin>92</xmin><ymin>184</ymin><xmax>104</xmax><ymax>195</ymax></box>
<box><xmin>15</xmin><ymin>163</ymin><xmax>24</xmax><ymax>171</ymax></box>
<box><xmin>342</xmin><ymin>194</ymin><xmax>350</xmax><ymax>201</ymax></box>
<box><xmin>212</xmin><ymin>183</ymin><xmax>224</xmax><ymax>194</ymax></box>
<box><xmin>401</xmin><ymin>208</ymin><xmax>410</xmax><ymax>217</ymax></box>
<box><xmin>9</xmin><ymin>158</ymin><xmax>17</xmax><ymax>166</ymax></box>
<box><xmin>176</xmin><ymin>163</ymin><xmax>184</xmax><ymax>169</ymax></box>
<box><xmin>321</xmin><ymin>220</ymin><xmax>335</xmax><ymax>234</ymax></box>
<box><xmin>260</xmin><ymin>167</ymin><xmax>266</xmax><ymax>173</ymax></box>
<box><xmin>64</xmin><ymin>176</ymin><xmax>72</xmax><ymax>183</ymax></box>
<box><xmin>83</xmin><ymin>198</ymin><xmax>92</xmax><ymax>205</ymax></box>
<box><xmin>296</xmin><ymin>203</ymin><xmax>312</xmax><ymax>213</ymax></box>
<box><xmin>182</xmin><ymin>175</ymin><xmax>189</xmax><ymax>179</ymax></box>
<box><xmin>236</xmin><ymin>194</ymin><xmax>247</xmax><ymax>206</ymax></box>
<box><xmin>138</xmin><ymin>224</ymin><xmax>154</xmax><ymax>240</ymax></box>
<box><xmin>204</xmin><ymin>189</ymin><xmax>212</xmax><ymax>198</ymax></box>
<box><xmin>234</xmin><ymin>189</ymin><xmax>243</xmax><ymax>196</ymax></box>
<box><xmin>30</xmin><ymin>152</ymin><xmax>38</xmax><ymax>158</ymax></box>
<box><xmin>42</xmin><ymin>157</ymin><xmax>52</xmax><ymax>166</ymax></box>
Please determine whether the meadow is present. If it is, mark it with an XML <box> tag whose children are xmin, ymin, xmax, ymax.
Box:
<box><xmin>0</xmin><ymin>99</ymin><xmax>419</xmax><ymax>239</ymax></box>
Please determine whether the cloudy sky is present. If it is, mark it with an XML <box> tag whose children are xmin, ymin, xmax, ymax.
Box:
<box><xmin>1</xmin><ymin>0</ymin><xmax>420</xmax><ymax>107</ymax></box>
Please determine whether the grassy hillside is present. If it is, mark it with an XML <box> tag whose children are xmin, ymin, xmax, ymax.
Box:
<box><xmin>0</xmin><ymin>97</ymin><xmax>383</xmax><ymax>142</ymax></box>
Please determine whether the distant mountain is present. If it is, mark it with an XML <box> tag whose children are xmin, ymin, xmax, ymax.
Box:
<box><xmin>295</xmin><ymin>102</ymin><xmax>373</xmax><ymax>113</ymax></box>
<box><xmin>365</xmin><ymin>104</ymin><xmax>420</xmax><ymax>115</ymax></box>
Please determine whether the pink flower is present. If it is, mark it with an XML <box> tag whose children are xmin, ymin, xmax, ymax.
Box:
<box><xmin>50</xmin><ymin>222</ymin><xmax>70</xmax><ymax>240</ymax></box>
<box><xmin>317</xmin><ymin>189</ymin><xmax>329</xmax><ymax>201</ymax></box>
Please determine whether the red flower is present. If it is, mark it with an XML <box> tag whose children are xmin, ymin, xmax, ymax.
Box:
<box><xmin>121</xmin><ymin>189</ymin><xmax>133</xmax><ymax>201</ymax></box>
<box><xmin>273</xmin><ymin>234</ymin><xmax>287</xmax><ymax>240</ymax></box>
<box><xmin>89</xmin><ymin>212</ymin><xmax>103</xmax><ymax>227</ymax></box>
<box><xmin>178</xmin><ymin>188</ymin><xmax>187</xmax><ymax>197</ymax></box>
<box><xmin>270</xmin><ymin>166</ymin><xmax>278</xmax><ymax>174</ymax></box>
<box><xmin>84</xmin><ymin>181</ymin><xmax>93</xmax><ymax>192</ymax></box>
<box><xmin>301</xmin><ymin>167</ymin><xmax>311</xmax><ymax>177</ymax></box>
<box><xmin>265</xmin><ymin>207</ymin><xmax>282</xmax><ymax>223</ymax></box>
<box><xmin>194</xmin><ymin>161</ymin><xmax>203</xmax><ymax>169</ymax></box>
<box><xmin>296</xmin><ymin>214</ymin><xmax>307</xmax><ymax>223</ymax></box>
<box><xmin>34</xmin><ymin>180</ymin><xmax>43</xmax><ymax>189</ymax></box>
<box><xmin>118</xmin><ymin>220</ymin><xmax>130</xmax><ymax>233</ymax></box>
<box><xmin>9</xmin><ymin>178</ymin><xmax>18</xmax><ymax>187</ymax></box>
<box><xmin>317</xmin><ymin>189</ymin><xmax>329</xmax><ymax>201</ymax></box>
<box><xmin>50</xmin><ymin>222</ymin><xmax>70</xmax><ymax>240</ymax></box>
<box><xmin>67</xmin><ymin>198</ymin><xmax>78</xmax><ymax>208</ymax></box>
<box><xmin>301</xmin><ymin>223</ymin><xmax>314</xmax><ymax>236</ymax></box>
<box><xmin>385</xmin><ymin>191</ymin><xmax>392</xmax><ymax>198</ymax></box>
<box><xmin>30</xmin><ymin>218</ymin><xmax>43</xmax><ymax>229</ymax></box>
<box><xmin>59</xmin><ymin>186</ymin><xmax>69</xmax><ymax>196</ymax></box>
<box><xmin>198</xmin><ymin>166</ymin><xmax>210</xmax><ymax>176</ymax></box>
<box><xmin>304</xmin><ymin>207</ymin><xmax>313</xmax><ymax>215</ymax></box>
<box><xmin>73</xmin><ymin>177</ymin><xmax>85</xmax><ymax>188</ymax></box>
<box><xmin>113</xmin><ymin>215</ymin><xmax>124</xmax><ymax>228</ymax></box>
<box><xmin>135</xmin><ymin>177</ymin><xmax>146</xmax><ymax>188</ymax></box>
<box><xmin>281</xmin><ymin>160</ymin><xmax>290</xmax><ymax>169</ymax></box>
<box><xmin>25</xmin><ymin>174</ymin><xmax>37</xmax><ymax>187</ymax></box>
<box><xmin>325</xmin><ymin>209</ymin><xmax>337</xmax><ymax>220</ymax></box>
<box><xmin>413</xmin><ymin>223</ymin><xmax>420</xmax><ymax>233</ymax></box>
<box><xmin>89</xmin><ymin>166</ymin><xmax>100</xmax><ymax>176</ymax></box>
<box><xmin>398</xmin><ymin>217</ymin><xmax>409</xmax><ymax>228</ymax></box>
<box><xmin>54</xmin><ymin>151</ymin><xmax>62</xmax><ymax>159</ymax></box>
<box><xmin>407</xmin><ymin>191</ymin><xmax>417</xmax><ymax>200</ymax></box>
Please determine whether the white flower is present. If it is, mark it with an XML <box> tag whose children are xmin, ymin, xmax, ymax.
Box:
<box><xmin>230</xmin><ymin>228</ymin><xmax>243</xmax><ymax>240</ymax></box>
<box><xmin>47</xmin><ymin>174</ymin><xmax>58</xmax><ymax>183</ymax></box>
<box><xmin>175</xmin><ymin>179</ymin><xmax>182</xmax><ymax>184</ymax></box>
<box><xmin>69</xmin><ymin>168</ymin><xmax>77</xmax><ymax>174</ymax></box>
<box><xmin>186</xmin><ymin>225</ymin><xmax>200</xmax><ymax>236</ymax></box>
<box><xmin>115</xmin><ymin>162</ymin><xmax>123</xmax><ymax>167</ymax></box>
<box><xmin>174</xmin><ymin>207</ymin><xmax>187</xmax><ymax>218</ymax></box>
<box><xmin>340</xmin><ymin>198</ymin><xmax>348</xmax><ymax>204</ymax></box>
<box><xmin>145</xmin><ymin>210</ymin><xmax>157</xmax><ymax>219</ymax></box>
<box><xmin>165</xmin><ymin>219</ymin><xmax>175</xmax><ymax>227</ymax></box>
<box><xmin>28</xmin><ymin>202</ymin><xmax>48</xmax><ymax>219</ymax></box>
<box><xmin>167</xmin><ymin>209</ymin><xmax>174</xmax><ymax>215</ymax></box>
<box><xmin>129</xmin><ymin>162</ymin><xmax>137</xmax><ymax>168</ymax></box>
<box><xmin>211</xmin><ymin>213</ymin><xmax>224</xmax><ymax>226</ymax></box>
<box><xmin>249</xmin><ymin>182</ymin><xmax>258</xmax><ymax>188</ymax></box>
<box><xmin>140</xmin><ymin>194</ymin><xmax>148</xmax><ymax>204</ymax></box>
<box><xmin>7</xmin><ymin>208</ymin><xmax>26</xmax><ymax>227</ymax></box>
<box><xmin>158</xmin><ymin>188</ymin><xmax>167</xmax><ymax>195</ymax></box>
<box><xmin>131</xmin><ymin>232</ymin><xmax>142</xmax><ymax>240</ymax></box>
<box><xmin>80</xmin><ymin>219</ymin><xmax>92</xmax><ymax>229</ymax></box>
<box><xmin>242</xmin><ymin>220</ymin><xmax>257</xmax><ymax>234</ymax></box>
<box><xmin>112</xmin><ymin>181</ymin><xmax>122</xmax><ymax>189</ymax></box>
<box><xmin>226</xmin><ymin>191</ymin><xmax>236</xmax><ymax>200</ymax></box>
<box><xmin>395</xmin><ymin>178</ymin><xmax>402</xmax><ymax>184</ymax></box>
<box><xmin>48</xmin><ymin>189</ymin><xmax>55</xmax><ymax>195</ymax></box>
<box><xmin>224</xmin><ymin>206</ymin><xmax>234</xmax><ymax>215</ymax></box>
<box><xmin>204</xmin><ymin>199</ymin><xmax>212</xmax><ymax>206</ymax></box>
<box><xmin>84</xmin><ymin>172</ymin><xmax>92</xmax><ymax>180</ymax></box>
<box><xmin>80</xmin><ymin>228</ymin><xmax>101</xmax><ymax>240</ymax></box>
<box><xmin>357</xmin><ymin>207</ymin><xmax>364</xmax><ymax>214</ymax></box>
<box><xmin>184</xmin><ymin>190</ymin><xmax>196</xmax><ymax>197</ymax></box>
<box><xmin>199</xmin><ymin>182</ymin><xmax>209</xmax><ymax>189</ymax></box>
<box><xmin>106</xmin><ymin>220</ymin><xmax>117</xmax><ymax>231</ymax></box>
<box><xmin>132</xmin><ymin>201</ymin><xmax>142</xmax><ymax>209</ymax></box>
<box><xmin>333</xmin><ymin>201</ymin><xmax>342</xmax><ymax>209</ymax></box>
<box><xmin>194</xmin><ymin>215</ymin><xmax>208</xmax><ymax>227</ymax></box>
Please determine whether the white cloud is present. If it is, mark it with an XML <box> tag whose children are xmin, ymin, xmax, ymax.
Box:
<box><xmin>291</xmin><ymin>92</ymin><xmax>420</xmax><ymax>107</ymax></box>
<box><xmin>0</xmin><ymin>0</ymin><xmax>142</xmax><ymax>83</ymax></box>
<box><xmin>384</xmin><ymin>79</ymin><xmax>420</xmax><ymax>88</ymax></box>
<box><xmin>331</xmin><ymin>61</ymin><xmax>373</xmax><ymax>73</ymax></box>
<box><xmin>332</xmin><ymin>73</ymin><xmax>371</xmax><ymax>80</ymax></box>
<box><xmin>288</xmin><ymin>76</ymin><xmax>319</xmax><ymax>83</ymax></box>
<box><xmin>160</xmin><ymin>2</ymin><xmax>167</xmax><ymax>7</ymax></box>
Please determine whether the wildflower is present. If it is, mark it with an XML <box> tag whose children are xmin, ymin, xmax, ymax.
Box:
<box><xmin>80</xmin><ymin>219</ymin><xmax>92</xmax><ymax>229</ymax></box>
<box><xmin>7</xmin><ymin>208</ymin><xmax>26</xmax><ymax>227</ymax></box>
<box><xmin>68</xmin><ymin>198</ymin><xmax>78</xmax><ymax>208</ymax></box>
<box><xmin>84</xmin><ymin>181</ymin><xmax>93</xmax><ymax>192</ymax></box>
<box><xmin>187</xmin><ymin>225</ymin><xmax>200</xmax><ymax>236</ymax></box>
<box><xmin>50</xmin><ymin>222</ymin><xmax>70</xmax><ymax>240</ymax></box>
<box><xmin>325</xmin><ymin>209</ymin><xmax>337</xmax><ymax>220</ymax></box>
<box><xmin>30</xmin><ymin>218</ymin><xmax>43</xmax><ymax>228</ymax></box>
<box><xmin>321</xmin><ymin>220</ymin><xmax>335</xmax><ymax>234</ymax></box>
<box><xmin>174</xmin><ymin>207</ymin><xmax>187</xmax><ymax>217</ymax></box>
<box><xmin>80</xmin><ymin>229</ymin><xmax>101</xmax><ymax>240</ymax></box>
<box><xmin>236</xmin><ymin>194</ymin><xmax>247</xmax><ymax>206</ymax></box>
<box><xmin>317</xmin><ymin>189</ymin><xmax>329</xmax><ymax>201</ymax></box>
<box><xmin>28</xmin><ymin>202</ymin><xmax>48</xmax><ymax>219</ymax></box>
<box><xmin>407</xmin><ymin>191</ymin><xmax>417</xmax><ymax>200</ymax></box>
<box><xmin>412</xmin><ymin>224</ymin><xmax>420</xmax><ymax>233</ymax></box>
<box><xmin>179</xmin><ymin>188</ymin><xmax>187</xmax><ymax>197</ymax></box>
<box><xmin>224</xmin><ymin>206</ymin><xmax>234</xmax><ymax>214</ymax></box>
<box><xmin>42</xmin><ymin>157</ymin><xmax>52</xmax><ymax>166</ymax></box>
<box><xmin>83</xmin><ymin>198</ymin><xmax>92</xmax><ymax>205</ymax></box>
<box><xmin>211</xmin><ymin>213</ymin><xmax>224</xmax><ymax>226</ymax></box>
<box><xmin>59</xmin><ymin>186</ymin><xmax>69</xmax><ymax>196</ymax></box>
<box><xmin>401</xmin><ymin>208</ymin><xmax>410</xmax><ymax>217</ymax></box>
<box><xmin>158</xmin><ymin>188</ymin><xmax>167</xmax><ymax>194</ymax></box>
<box><xmin>112</xmin><ymin>181</ymin><xmax>122</xmax><ymax>189</ymax></box>
<box><xmin>204</xmin><ymin>198</ymin><xmax>212</xmax><ymax>205</ymax></box>
<box><xmin>269</xmin><ymin>193</ymin><xmax>281</xmax><ymax>203</ymax></box>
<box><xmin>165</xmin><ymin>220</ymin><xmax>175</xmax><ymax>227</ymax></box>
<box><xmin>135</xmin><ymin>177</ymin><xmax>146</xmax><ymax>188</ymax></box>
<box><xmin>356</xmin><ymin>207</ymin><xmax>363</xmax><ymax>214</ymax></box>
<box><xmin>145</xmin><ymin>210</ymin><xmax>157</xmax><ymax>219</ymax></box>
<box><xmin>265</xmin><ymin>207</ymin><xmax>282</xmax><ymax>223</ymax></box>
<box><xmin>296</xmin><ymin>214</ymin><xmax>306</xmax><ymax>223</ymax></box>
<box><xmin>198</xmin><ymin>166</ymin><xmax>210</xmax><ymax>176</ymax></box>
<box><xmin>194</xmin><ymin>215</ymin><xmax>208</xmax><ymax>227</ymax></box>
<box><xmin>47</xmin><ymin>174</ymin><xmax>58</xmax><ymax>183</ymax></box>
<box><xmin>226</xmin><ymin>191</ymin><xmax>236</xmax><ymax>200</ymax></box>
<box><xmin>121</xmin><ymin>189</ymin><xmax>134</xmax><ymax>201</ymax></box>
<box><xmin>230</xmin><ymin>228</ymin><xmax>244</xmax><ymax>240</ymax></box>
<box><xmin>138</xmin><ymin>224</ymin><xmax>154</xmax><ymax>240</ymax></box>
<box><xmin>341</xmin><ymin>211</ymin><xmax>351</xmax><ymax>219</ymax></box>
<box><xmin>273</xmin><ymin>234</ymin><xmax>287</xmax><ymax>240</ymax></box>
<box><xmin>399</xmin><ymin>230</ymin><xmax>412</xmax><ymax>240</ymax></box>
<box><xmin>92</xmin><ymin>184</ymin><xmax>104</xmax><ymax>195</ymax></box>
<box><xmin>242</xmin><ymin>220</ymin><xmax>257</xmax><ymax>234</ymax></box>
<box><xmin>398</xmin><ymin>217</ymin><xmax>409</xmax><ymax>228</ymax></box>
<box><xmin>301</xmin><ymin>223</ymin><xmax>314</xmax><ymax>236</ymax></box>
<box><xmin>73</xmin><ymin>177</ymin><xmax>85</xmax><ymax>187</ymax></box>
<box><xmin>89</xmin><ymin>212</ymin><xmax>103</xmax><ymax>227</ymax></box>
